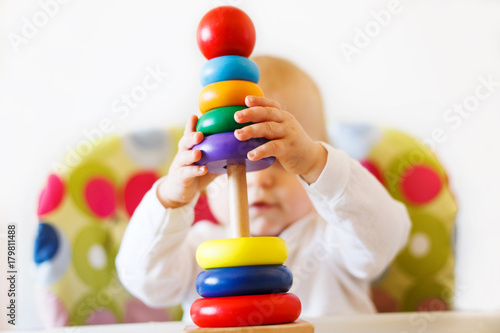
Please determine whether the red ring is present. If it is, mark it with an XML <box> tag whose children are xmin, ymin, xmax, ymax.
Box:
<box><xmin>190</xmin><ymin>293</ymin><xmax>301</xmax><ymax>327</ymax></box>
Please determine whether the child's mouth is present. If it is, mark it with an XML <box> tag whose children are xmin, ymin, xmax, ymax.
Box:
<box><xmin>250</xmin><ymin>202</ymin><xmax>276</xmax><ymax>210</ymax></box>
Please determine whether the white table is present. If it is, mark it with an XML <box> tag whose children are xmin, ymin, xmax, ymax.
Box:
<box><xmin>10</xmin><ymin>312</ymin><xmax>500</xmax><ymax>333</ymax></box>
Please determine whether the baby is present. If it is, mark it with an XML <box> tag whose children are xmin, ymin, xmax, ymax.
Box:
<box><xmin>116</xmin><ymin>56</ymin><xmax>410</xmax><ymax>320</ymax></box>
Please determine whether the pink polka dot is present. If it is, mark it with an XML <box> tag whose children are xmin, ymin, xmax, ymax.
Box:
<box><xmin>124</xmin><ymin>171</ymin><xmax>159</xmax><ymax>217</ymax></box>
<box><xmin>35</xmin><ymin>287</ymin><xmax>69</xmax><ymax>327</ymax></box>
<box><xmin>371</xmin><ymin>287</ymin><xmax>399</xmax><ymax>313</ymax></box>
<box><xmin>417</xmin><ymin>298</ymin><xmax>449</xmax><ymax>311</ymax></box>
<box><xmin>360</xmin><ymin>160</ymin><xmax>384</xmax><ymax>185</ymax></box>
<box><xmin>86</xmin><ymin>310</ymin><xmax>117</xmax><ymax>325</ymax></box>
<box><xmin>84</xmin><ymin>177</ymin><xmax>116</xmax><ymax>218</ymax></box>
<box><xmin>125</xmin><ymin>298</ymin><xmax>170</xmax><ymax>323</ymax></box>
<box><xmin>38</xmin><ymin>174</ymin><xmax>65</xmax><ymax>217</ymax></box>
<box><xmin>194</xmin><ymin>194</ymin><xmax>218</xmax><ymax>225</ymax></box>
<box><xmin>401</xmin><ymin>165</ymin><xmax>442</xmax><ymax>204</ymax></box>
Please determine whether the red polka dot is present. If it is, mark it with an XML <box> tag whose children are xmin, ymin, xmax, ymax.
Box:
<box><xmin>84</xmin><ymin>177</ymin><xmax>116</xmax><ymax>218</ymax></box>
<box><xmin>361</xmin><ymin>160</ymin><xmax>385</xmax><ymax>185</ymax></box>
<box><xmin>85</xmin><ymin>310</ymin><xmax>117</xmax><ymax>325</ymax></box>
<box><xmin>35</xmin><ymin>287</ymin><xmax>69</xmax><ymax>327</ymax></box>
<box><xmin>38</xmin><ymin>174</ymin><xmax>65</xmax><ymax>217</ymax></box>
<box><xmin>194</xmin><ymin>194</ymin><xmax>218</xmax><ymax>225</ymax></box>
<box><xmin>125</xmin><ymin>299</ymin><xmax>170</xmax><ymax>323</ymax></box>
<box><xmin>417</xmin><ymin>298</ymin><xmax>449</xmax><ymax>311</ymax></box>
<box><xmin>124</xmin><ymin>171</ymin><xmax>159</xmax><ymax>217</ymax></box>
<box><xmin>371</xmin><ymin>287</ymin><xmax>399</xmax><ymax>312</ymax></box>
<box><xmin>401</xmin><ymin>165</ymin><xmax>442</xmax><ymax>204</ymax></box>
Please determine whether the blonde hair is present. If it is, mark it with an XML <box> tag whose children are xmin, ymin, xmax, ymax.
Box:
<box><xmin>251</xmin><ymin>56</ymin><xmax>329</xmax><ymax>142</ymax></box>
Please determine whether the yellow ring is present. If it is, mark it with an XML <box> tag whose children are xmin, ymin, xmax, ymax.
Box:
<box><xmin>196</xmin><ymin>237</ymin><xmax>288</xmax><ymax>269</ymax></box>
<box><xmin>198</xmin><ymin>80</ymin><xmax>264</xmax><ymax>114</ymax></box>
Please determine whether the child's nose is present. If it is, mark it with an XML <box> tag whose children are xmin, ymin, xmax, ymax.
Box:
<box><xmin>247</xmin><ymin>167</ymin><xmax>274</xmax><ymax>188</ymax></box>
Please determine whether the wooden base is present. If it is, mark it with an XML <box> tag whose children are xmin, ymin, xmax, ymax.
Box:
<box><xmin>184</xmin><ymin>320</ymin><xmax>314</xmax><ymax>333</ymax></box>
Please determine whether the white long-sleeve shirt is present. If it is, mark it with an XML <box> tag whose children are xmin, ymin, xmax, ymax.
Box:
<box><xmin>116</xmin><ymin>143</ymin><xmax>411</xmax><ymax>321</ymax></box>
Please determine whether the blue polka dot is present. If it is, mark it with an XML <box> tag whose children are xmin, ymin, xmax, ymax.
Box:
<box><xmin>34</xmin><ymin>223</ymin><xmax>59</xmax><ymax>264</ymax></box>
<box><xmin>328</xmin><ymin>123</ymin><xmax>382</xmax><ymax>160</ymax></box>
<box><xmin>123</xmin><ymin>129</ymin><xmax>171</xmax><ymax>168</ymax></box>
<box><xmin>128</xmin><ymin>130</ymin><xmax>167</xmax><ymax>150</ymax></box>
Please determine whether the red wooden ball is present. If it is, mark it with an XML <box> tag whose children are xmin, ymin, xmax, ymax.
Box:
<box><xmin>197</xmin><ymin>6</ymin><xmax>256</xmax><ymax>60</ymax></box>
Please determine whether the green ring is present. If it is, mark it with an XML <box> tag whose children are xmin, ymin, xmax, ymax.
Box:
<box><xmin>73</xmin><ymin>225</ymin><xmax>116</xmax><ymax>289</ymax></box>
<box><xmin>396</xmin><ymin>211</ymin><xmax>451</xmax><ymax>278</ymax></box>
<box><xmin>196</xmin><ymin>106</ymin><xmax>252</xmax><ymax>136</ymax></box>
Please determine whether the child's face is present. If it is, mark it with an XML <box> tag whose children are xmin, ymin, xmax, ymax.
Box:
<box><xmin>207</xmin><ymin>160</ymin><xmax>313</xmax><ymax>236</ymax></box>
<box><xmin>205</xmin><ymin>62</ymin><xmax>322</xmax><ymax>236</ymax></box>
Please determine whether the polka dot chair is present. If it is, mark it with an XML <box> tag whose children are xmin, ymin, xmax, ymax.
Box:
<box><xmin>34</xmin><ymin>128</ymin><xmax>188</xmax><ymax>326</ymax></box>
<box><xmin>34</xmin><ymin>124</ymin><xmax>457</xmax><ymax>327</ymax></box>
<box><xmin>330</xmin><ymin>124</ymin><xmax>457</xmax><ymax>312</ymax></box>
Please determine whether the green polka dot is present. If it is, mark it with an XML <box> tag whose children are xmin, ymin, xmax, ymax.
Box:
<box><xmin>402</xmin><ymin>279</ymin><xmax>452</xmax><ymax>311</ymax></box>
<box><xmin>396</xmin><ymin>211</ymin><xmax>451</xmax><ymax>278</ymax></box>
<box><xmin>67</xmin><ymin>161</ymin><xmax>117</xmax><ymax>218</ymax></box>
<box><xmin>73</xmin><ymin>225</ymin><xmax>115</xmax><ymax>289</ymax></box>
<box><xmin>384</xmin><ymin>148</ymin><xmax>445</xmax><ymax>205</ymax></box>
<box><xmin>70</xmin><ymin>290</ymin><xmax>121</xmax><ymax>325</ymax></box>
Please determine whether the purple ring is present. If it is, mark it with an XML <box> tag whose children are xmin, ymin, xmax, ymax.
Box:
<box><xmin>193</xmin><ymin>132</ymin><xmax>275</xmax><ymax>174</ymax></box>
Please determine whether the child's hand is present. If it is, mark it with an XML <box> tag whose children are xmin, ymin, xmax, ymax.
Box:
<box><xmin>234</xmin><ymin>96</ymin><xmax>327</xmax><ymax>184</ymax></box>
<box><xmin>157</xmin><ymin>115</ymin><xmax>218</xmax><ymax>209</ymax></box>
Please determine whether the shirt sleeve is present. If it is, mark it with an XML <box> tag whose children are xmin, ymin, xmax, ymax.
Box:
<box><xmin>116</xmin><ymin>178</ymin><xmax>203</xmax><ymax>307</ymax></box>
<box><xmin>298</xmin><ymin>142</ymin><xmax>411</xmax><ymax>280</ymax></box>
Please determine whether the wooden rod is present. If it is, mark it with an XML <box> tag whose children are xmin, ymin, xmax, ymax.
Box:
<box><xmin>227</xmin><ymin>164</ymin><xmax>250</xmax><ymax>238</ymax></box>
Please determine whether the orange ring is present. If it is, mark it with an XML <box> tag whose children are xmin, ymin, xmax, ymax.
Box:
<box><xmin>198</xmin><ymin>80</ymin><xmax>264</xmax><ymax>114</ymax></box>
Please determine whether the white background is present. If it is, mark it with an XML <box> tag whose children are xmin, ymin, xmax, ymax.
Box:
<box><xmin>1</xmin><ymin>0</ymin><xmax>499</xmax><ymax>330</ymax></box>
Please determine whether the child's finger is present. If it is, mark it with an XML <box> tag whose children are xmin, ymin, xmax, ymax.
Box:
<box><xmin>180</xmin><ymin>165</ymin><xmax>208</xmax><ymax>179</ymax></box>
<box><xmin>184</xmin><ymin>115</ymin><xmax>199</xmax><ymax>135</ymax></box>
<box><xmin>178</xmin><ymin>131</ymin><xmax>204</xmax><ymax>150</ymax></box>
<box><xmin>234</xmin><ymin>106</ymin><xmax>284</xmax><ymax>124</ymax></box>
<box><xmin>234</xmin><ymin>122</ymin><xmax>286</xmax><ymax>141</ymax></box>
<box><xmin>176</xmin><ymin>149</ymin><xmax>202</xmax><ymax>167</ymax></box>
<box><xmin>245</xmin><ymin>96</ymin><xmax>281</xmax><ymax>109</ymax></box>
<box><xmin>247</xmin><ymin>139</ymin><xmax>285</xmax><ymax>161</ymax></box>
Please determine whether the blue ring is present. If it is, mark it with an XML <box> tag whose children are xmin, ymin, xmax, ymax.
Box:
<box><xmin>196</xmin><ymin>265</ymin><xmax>293</xmax><ymax>298</ymax></box>
<box><xmin>200</xmin><ymin>56</ymin><xmax>260</xmax><ymax>87</ymax></box>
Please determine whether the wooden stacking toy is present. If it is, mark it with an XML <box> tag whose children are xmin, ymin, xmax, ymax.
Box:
<box><xmin>185</xmin><ymin>6</ymin><xmax>313</xmax><ymax>333</ymax></box>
